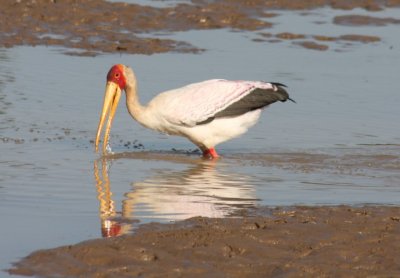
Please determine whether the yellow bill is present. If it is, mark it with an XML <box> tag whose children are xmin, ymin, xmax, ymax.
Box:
<box><xmin>95</xmin><ymin>81</ymin><xmax>122</xmax><ymax>154</ymax></box>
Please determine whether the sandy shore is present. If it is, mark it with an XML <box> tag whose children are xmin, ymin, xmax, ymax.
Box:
<box><xmin>9</xmin><ymin>206</ymin><xmax>400</xmax><ymax>277</ymax></box>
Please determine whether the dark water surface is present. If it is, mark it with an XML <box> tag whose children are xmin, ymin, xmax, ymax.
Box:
<box><xmin>1</xmin><ymin>6</ymin><xmax>400</xmax><ymax>275</ymax></box>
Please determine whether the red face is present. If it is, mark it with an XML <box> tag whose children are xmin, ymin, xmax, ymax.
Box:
<box><xmin>107</xmin><ymin>64</ymin><xmax>126</xmax><ymax>90</ymax></box>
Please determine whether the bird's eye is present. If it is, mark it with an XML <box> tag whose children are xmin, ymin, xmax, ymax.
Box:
<box><xmin>115</xmin><ymin>73</ymin><xmax>120</xmax><ymax>78</ymax></box>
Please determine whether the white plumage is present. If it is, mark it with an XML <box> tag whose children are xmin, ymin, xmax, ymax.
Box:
<box><xmin>152</xmin><ymin>79</ymin><xmax>275</xmax><ymax>126</ymax></box>
<box><xmin>95</xmin><ymin>64</ymin><xmax>293</xmax><ymax>159</ymax></box>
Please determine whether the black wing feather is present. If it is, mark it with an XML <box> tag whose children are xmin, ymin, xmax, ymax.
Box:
<box><xmin>196</xmin><ymin>83</ymin><xmax>293</xmax><ymax>125</ymax></box>
<box><xmin>214</xmin><ymin>83</ymin><xmax>291</xmax><ymax>118</ymax></box>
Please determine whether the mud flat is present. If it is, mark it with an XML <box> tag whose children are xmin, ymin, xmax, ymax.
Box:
<box><xmin>9</xmin><ymin>206</ymin><xmax>400</xmax><ymax>277</ymax></box>
<box><xmin>1</xmin><ymin>0</ymin><xmax>399</xmax><ymax>55</ymax></box>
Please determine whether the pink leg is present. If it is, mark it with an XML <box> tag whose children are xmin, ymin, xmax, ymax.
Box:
<box><xmin>202</xmin><ymin>148</ymin><xmax>220</xmax><ymax>159</ymax></box>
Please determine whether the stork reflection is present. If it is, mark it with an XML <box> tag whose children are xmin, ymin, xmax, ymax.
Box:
<box><xmin>94</xmin><ymin>153</ymin><xmax>258</xmax><ymax>237</ymax></box>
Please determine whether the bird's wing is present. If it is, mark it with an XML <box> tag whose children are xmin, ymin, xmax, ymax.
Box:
<box><xmin>152</xmin><ymin>79</ymin><xmax>289</xmax><ymax>127</ymax></box>
<box><xmin>213</xmin><ymin>82</ymin><xmax>291</xmax><ymax>119</ymax></box>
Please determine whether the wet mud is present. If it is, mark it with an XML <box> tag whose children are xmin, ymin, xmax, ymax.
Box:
<box><xmin>256</xmin><ymin>32</ymin><xmax>381</xmax><ymax>51</ymax></box>
<box><xmin>9</xmin><ymin>206</ymin><xmax>400</xmax><ymax>277</ymax></box>
<box><xmin>1</xmin><ymin>0</ymin><xmax>399</xmax><ymax>55</ymax></box>
<box><xmin>8</xmin><ymin>145</ymin><xmax>400</xmax><ymax>277</ymax></box>
<box><xmin>334</xmin><ymin>14</ymin><xmax>400</xmax><ymax>26</ymax></box>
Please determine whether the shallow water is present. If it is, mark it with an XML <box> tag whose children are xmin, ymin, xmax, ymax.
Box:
<box><xmin>1</xmin><ymin>5</ymin><xmax>400</xmax><ymax>275</ymax></box>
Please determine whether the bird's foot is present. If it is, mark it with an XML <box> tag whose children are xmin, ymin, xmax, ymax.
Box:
<box><xmin>202</xmin><ymin>148</ymin><xmax>220</xmax><ymax>159</ymax></box>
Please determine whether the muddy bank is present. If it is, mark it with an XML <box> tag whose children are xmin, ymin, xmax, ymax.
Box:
<box><xmin>256</xmin><ymin>32</ymin><xmax>381</xmax><ymax>51</ymax></box>
<box><xmin>1</xmin><ymin>0</ymin><xmax>399</xmax><ymax>56</ymax></box>
<box><xmin>9</xmin><ymin>206</ymin><xmax>400</xmax><ymax>277</ymax></box>
<box><xmin>0</xmin><ymin>0</ymin><xmax>271</xmax><ymax>56</ymax></box>
<box><xmin>334</xmin><ymin>14</ymin><xmax>400</xmax><ymax>26</ymax></box>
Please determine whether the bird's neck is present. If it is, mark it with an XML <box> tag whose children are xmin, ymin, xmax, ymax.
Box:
<box><xmin>125</xmin><ymin>83</ymin><xmax>143</xmax><ymax>118</ymax></box>
<box><xmin>125</xmin><ymin>83</ymin><xmax>151</xmax><ymax>127</ymax></box>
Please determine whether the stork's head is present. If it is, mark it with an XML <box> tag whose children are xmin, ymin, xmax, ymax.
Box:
<box><xmin>95</xmin><ymin>64</ymin><xmax>129</xmax><ymax>153</ymax></box>
<box><xmin>107</xmin><ymin>64</ymin><xmax>127</xmax><ymax>90</ymax></box>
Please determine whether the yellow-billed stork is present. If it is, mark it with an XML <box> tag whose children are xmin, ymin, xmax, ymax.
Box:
<box><xmin>95</xmin><ymin>64</ymin><xmax>294</xmax><ymax>159</ymax></box>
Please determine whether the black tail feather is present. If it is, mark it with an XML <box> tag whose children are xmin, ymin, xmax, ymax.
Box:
<box><xmin>270</xmin><ymin>82</ymin><xmax>287</xmax><ymax>88</ymax></box>
<box><xmin>271</xmin><ymin>82</ymin><xmax>295</xmax><ymax>103</ymax></box>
